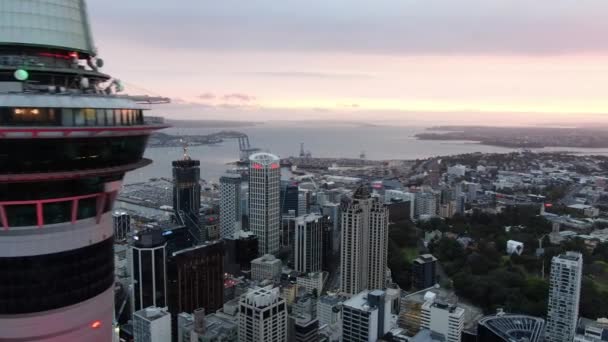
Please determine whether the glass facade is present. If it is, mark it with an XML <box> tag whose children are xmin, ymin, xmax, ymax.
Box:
<box><xmin>0</xmin><ymin>238</ymin><xmax>114</xmax><ymax>314</ymax></box>
<box><xmin>0</xmin><ymin>135</ymin><xmax>148</xmax><ymax>173</ymax></box>
<box><xmin>0</xmin><ymin>107</ymin><xmax>144</xmax><ymax>126</ymax></box>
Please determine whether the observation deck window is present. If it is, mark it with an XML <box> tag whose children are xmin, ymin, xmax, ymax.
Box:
<box><xmin>0</xmin><ymin>192</ymin><xmax>115</xmax><ymax>229</ymax></box>
<box><xmin>0</xmin><ymin>107</ymin><xmax>144</xmax><ymax>126</ymax></box>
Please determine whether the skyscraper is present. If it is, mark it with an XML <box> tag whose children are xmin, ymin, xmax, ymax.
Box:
<box><xmin>113</xmin><ymin>210</ymin><xmax>131</xmax><ymax>242</ymax></box>
<box><xmin>281</xmin><ymin>181</ymin><xmax>300</xmax><ymax>216</ymax></box>
<box><xmin>130</xmin><ymin>229</ymin><xmax>168</xmax><ymax>313</ymax></box>
<box><xmin>340</xmin><ymin>186</ymin><xmax>389</xmax><ymax>295</ymax></box>
<box><xmin>546</xmin><ymin>251</ymin><xmax>583</xmax><ymax>342</ymax></box>
<box><xmin>167</xmin><ymin>241</ymin><xmax>225</xmax><ymax>322</ymax></box>
<box><xmin>248</xmin><ymin>153</ymin><xmax>281</xmax><ymax>255</ymax></box>
<box><xmin>238</xmin><ymin>286</ymin><xmax>287</xmax><ymax>342</ymax></box>
<box><xmin>0</xmin><ymin>1</ymin><xmax>165</xmax><ymax>340</ymax></box>
<box><xmin>220</xmin><ymin>174</ymin><xmax>242</xmax><ymax>239</ymax></box>
<box><xmin>294</xmin><ymin>214</ymin><xmax>323</xmax><ymax>274</ymax></box>
<box><xmin>173</xmin><ymin>150</ymin><xmax>202</xmax><ymax>242</ymax></box>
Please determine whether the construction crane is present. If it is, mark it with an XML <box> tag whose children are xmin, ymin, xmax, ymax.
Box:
<box><xmin>238</xmin><ymin>135</ymin><xmax>260</xmax><ymax>162</ymax></box>
<box><xmin>536</xmin><ymin>234</ymin><xmax>549</xmax><ymax>279</ymax></box>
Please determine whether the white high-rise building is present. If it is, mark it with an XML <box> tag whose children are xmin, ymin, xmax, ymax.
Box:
<box><xmin>342</xmin><ymin>290</ymin><xmax>395</xmax><ymax>342</ymax></box>
<box><xmin>133</xmin><ymin>307</ymin><xmax>172</xmax><ymax>342</ymax></box>
<box><xmin>249</xmin><ymin>153</ymin><xmax>281</xmax><ymax>255</ymax></box>
<box><xmin>220</xmin><ymin>174</ymin><xmax>242</xmax><ymax>239</ymax></box>
<box><xmin>546</xmin><ymin>251</ymin><xmax>583</xmax><ymax>342</ymax></box>
<box><xmin>420</xmin><ymin>295</ymin><xmax>465</xmax><ymax>342</ymax></box>
<box><xmin>238</xmin><ymin>286</ymin><xmax>287</xmax><ymax>342</ymax></box>
<box><xmin>340</xmin><ymin>186</ymin><xmax>389</xmax><ymax>295</ymax></box>
<box><xmin>415</xmin><ymin>192</ymin><xmax>437</xmax><ymax>218</ymax></box>
<box><xmin>294</xmin><ymin>214</ymin><xmax>323</xmax><ymax>274</ymax></box>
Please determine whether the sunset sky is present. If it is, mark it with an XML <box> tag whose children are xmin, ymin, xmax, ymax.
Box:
<box><xmin>89</xmin><ymin>0</ymin><xmax>608</xmax><ymax>125</ymax></box>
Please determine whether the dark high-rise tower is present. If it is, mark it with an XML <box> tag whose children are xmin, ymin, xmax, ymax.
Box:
<box><xmin>131</xmin><ymin>229</ymin><xmax>168</xmax><ymax>313</ymax></box>
<box><xmin>172</xmin><ymin>148</ymin><xmax>202</xmax><ymax>242</ymax></box>
<box><xmin>0</xmin><ymin>1</ymin><xmax>167</xmax><ymax>340</ymax></box>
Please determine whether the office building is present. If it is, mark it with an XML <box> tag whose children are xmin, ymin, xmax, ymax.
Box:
<box><xmin>420</xmin><ymin>294</ymin><xmax>465</xmax><ymax>342</ymax></box>
<box><xmin>477</xmin><ymin>312</ymin><xmax>545</xmax><ymax>342</ymax></box>
<box><xmin>342</xmin><ymin>290</ymin><xmax>395</xmax><ymax>342</ymax></box>
<box><xmin>281</xmin><ymin>181</ymin><xmax>300</xmax><ymax>216</ymax></box>
<box><xmin>546</xmin><ymin>251</ymin><xmax>583</xmax><ymax>342</ymax></box>
<box><xmin>340</xmin><ymin>186</ymin><xmax>390</xmax><ymax>295</ymax></box>
<box><xmin>0</xmin><ymin>1</ymin><xmax>165</xmax><ymax>339</ymax></box>
<box><xmin>415</xmin><ymin>192</ymin><xmax>437</xmax><ymax>218</ymax></box>
<box><xmin>317</xmin><ymin>295</ymin><xmax>344</xmax><ymax>327</ymax></box>
<box><xmin>251</xmin><ymin>254</ymin><xmax>282</xmax><ymax>281</ymax></box>
<box><xmin>224</xmin><ymin>231</ymin><xmax>259</xmax><ymax>275</ymax></box>
<box><xmin>294</xmin><ymin>214</ymin><xmax>323</xmax><ymax>273</ymax></box>
<box><xmin>297</xmin><ymin>272</ymin><xmax>324</xmax><ymax>296</ymax></box>
<box><xmin>412</xmin><ymin>254</ymin><xmax>438</xmax><ymax>289</ymax></box>
<box><xmin>113</xmin><ymin>210</ymin><xmax>131</xmax><ymax>241</ymax></box>
<box><xmin>133</xmin><ymin>307</ymin><xmax>172</xmax><ymax>342</ymax></box>
<box><xmin>238</xmin><ymin>286</ymin><xmax>287</xmax><ymax>342</ymax></box>
<box><xmin>130</xmin><ymin>229</ymin><xmax>168</xmax><ymax>312</ymax></box>
<box><xmin>249</xmin><ymin>153</ymin><xmax>281</xmax><ymax>255</ymax></box>
<box><xmin>292</xmin><ymin>316</ymin><xmax>319</xmax><ymax>342</ymax></box>
<box><xmin>173</xmin><ymin>153</ymin><xmax>203</xmax><ymax>243</ymax></box>
<box><xmin>177</xmin><ymin>308</ymin><xmax>238</xmax><ymax>342</ymax></box>
<box><xmin>573</xmin><ymin>317</ymin><xmax>608</xmax><ymax>342</ymax></box>
<box><xmin>167</xmin><ymin>240</ymin><xmax>225</xmax><ymax>335</ymax></box>
<box><xmin>298</xmin><ymin>190</ymin><xmax>310</xmax><ymax>216</ymax></box>
<box><xmin>220</xmin><ymin>174</ymin><xmax>242</xmax><ymax>239</ymax></box>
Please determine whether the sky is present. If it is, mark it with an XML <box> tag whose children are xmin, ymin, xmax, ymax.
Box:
<box><xmin>88</xmin><ymin>0</ymin><xmax>608</xmax><ymax>125</ymax></box>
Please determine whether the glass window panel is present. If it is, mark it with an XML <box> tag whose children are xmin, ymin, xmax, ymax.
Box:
<box><xmin>84</xmin><ymin>109</ymin><xmax>96</xmax><ymax>126</ymax></box>
<box><xmin>61</xmin><ymin>108</ymin><xmax>74</xmax><ymax>126</ymax></box>
<box><xmin>105</xmin><ymin>109</ymin><xmax>114</xmax><ymax>126</ymax></box>
<box><xmin>73</xmin><ymin>109</ymin><xmax>85</xmax><ymax>126</ymax></box>
<box><xmin>121</xmin><ymin>110</ymin><xmax>128</xmax><ymax>125</ymax></box>
<box><xmin>6</xmin><ymin>204</ymin><xmax>37</xmax><ymax>227</ymax></box>
<box><xmin>43</xmin><ymin>201</ymin><xmax>72</xmax><ymax>225</ymax></box>
<box><xmin>114</xmin><ymin>110</ymin><xmax>122</xmax><ymax>125</ymax></box>
<box><xmin>96</xmin><ymin>109</ymin><xmax>106</xmax><ymax>126</ymax></box>
<box><xmin>77</xmin><ymin>197</ymin><xmax>97</xmax><ymax>220</ymax></box>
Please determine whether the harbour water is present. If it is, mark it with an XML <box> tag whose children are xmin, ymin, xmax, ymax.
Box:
<box><xmin>124</xmin><ymin>122</ymin><xmax>608</xmax><ymax>184</ymax></box>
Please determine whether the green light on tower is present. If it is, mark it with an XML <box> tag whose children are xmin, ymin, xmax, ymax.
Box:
<box><xmin>14</xmin><ymin>69</ymin><xmax>29</xmax><ymax>81</ymax></box>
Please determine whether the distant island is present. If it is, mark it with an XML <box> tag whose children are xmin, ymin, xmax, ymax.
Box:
<box><xmin>148</xmin><ymin>131</ymin><xmax>247</xmax><ymax>148</ymax></box>
<box><xmin>164</xmin><ymin>119</ymin><xmax>260</xmax><ymax>128</ymax></box>
<box><xmin>416</xmin><ymin>125</ymin><xmax>608</xmax><ymax>148</ymax></box>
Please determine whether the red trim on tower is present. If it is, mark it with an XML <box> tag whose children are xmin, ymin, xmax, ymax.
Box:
<box><xmin>0</xmin><ymin>205</ymin><xmax>8</xmax><ymax>230</ymax></box>
<box><xmin>71</xmin><ymin>199</ymin><xmax>79</xmax><ymax>224</ymax></box>
<box><xmin>36</xmin><ymin>202</ymin><xmax>43</xmax><ymax>228</ymax></box>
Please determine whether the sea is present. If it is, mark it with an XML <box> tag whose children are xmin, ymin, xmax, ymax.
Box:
<box><xmin>124</xmin><ymin>122</ymin><xmax>608</xmax><ymax>185</ymax></box>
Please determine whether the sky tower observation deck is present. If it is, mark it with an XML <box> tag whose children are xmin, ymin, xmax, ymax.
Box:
<box><xmin>0</xmin><ymin>1</ymin><xmax>168</xmax><ymax>340</ymax></box>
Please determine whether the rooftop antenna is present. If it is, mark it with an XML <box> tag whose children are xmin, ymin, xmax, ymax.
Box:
<box><xmin>182</xmin><ymin>140</ymin><xmax>191</xmax><ymax>160</ymax></box>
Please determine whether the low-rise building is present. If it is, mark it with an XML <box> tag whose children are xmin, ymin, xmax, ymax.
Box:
<box><xmin>250</xmin><ymin>254</ymin><xmax>282</xmax><ymax>281</ymax></box>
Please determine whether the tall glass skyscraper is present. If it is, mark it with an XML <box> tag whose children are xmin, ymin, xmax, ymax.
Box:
<box><xmin>248</xmin><ymin>153</ymin><xmax>281</xmax><ymax>255</ymax></box>
<box><xmin>0</xmin><ymin>1</ymin><xmax>165</xmax><ymax>339</ymax></box>
<box><xmin>220</xmin><ymin>173</ymin><xmax>242</xmax><ymax>239</ymax></box>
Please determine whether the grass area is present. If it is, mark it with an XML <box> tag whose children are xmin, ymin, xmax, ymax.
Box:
<box><xmin>402</xmin><ymin>247</ymin><xmax>419</xmax><ymax>263</ymax></box>
<box><xmin>589</xmin><ymin>261</ymin><xmax>608</xmax><ymax>292</ymax></box>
